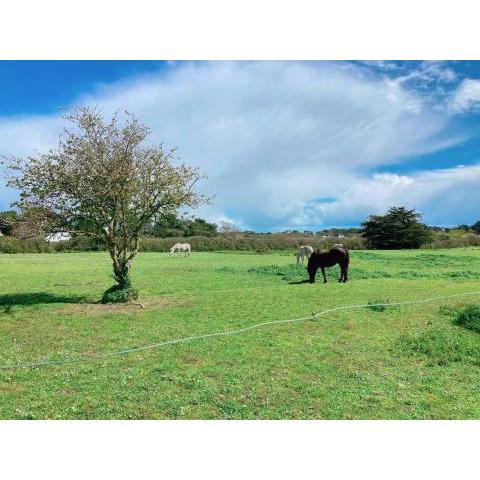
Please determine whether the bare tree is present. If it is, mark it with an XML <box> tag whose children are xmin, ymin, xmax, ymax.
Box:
<box><xmin>4</xmin><ymin>106</ymin><xmax>208</xmax><ymax>302</ymax></box>
<box><xmin>218</xmin><ymin>220</ymin><xmax>240</xmax><ymax>237</ymax></box>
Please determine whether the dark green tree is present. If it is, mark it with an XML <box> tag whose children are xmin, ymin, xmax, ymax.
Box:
<box><xmin>361</xmin><ymin>206</ymin><xmax>433</xmax><ymax>249</ymax></box>
<box><xmin>0</xmin><ymin>210</ymin><xmax>20</xmax><ymax>236</ymax></box>
<box><xmin>184</xmin><ymin>218</ymin><xmax>217</xmax><ymax>237</ymax></box>
<box><xmin>148</xmin><ymin>214</ymin><xmax>217</xmax><ymax>237</ymax></box>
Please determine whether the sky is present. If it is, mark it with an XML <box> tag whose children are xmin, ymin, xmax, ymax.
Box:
<box><xmin>1</xmin><ymin>60</ymin><xmax>480</xmax><ymax>231</ymax></box>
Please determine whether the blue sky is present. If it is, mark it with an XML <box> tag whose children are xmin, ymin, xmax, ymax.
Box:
<box><xmin>0</xmin><ymin>61</ymin><xmax>168</xmax><ymax>115</ymax></box>
<box><xmin>1</xmin><ymin>60</ymin><xmax>480</xmax><ymax>230</ymax></box>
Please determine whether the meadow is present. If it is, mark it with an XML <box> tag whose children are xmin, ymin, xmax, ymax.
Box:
<box><xmin>1</xmin><ymin>248</ymin><xmax>480</xmax><ymax>419</ymax></box>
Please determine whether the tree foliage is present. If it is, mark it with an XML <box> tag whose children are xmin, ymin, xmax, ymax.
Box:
<box><xmin>146</xmin><ymin>213</ymin><xmax>217</xmax><ymax>237</ymax></box>
<box><xmin>4</xmin><ymin>106</ymin><xmax>207</xmax><ymax>301</ymax></box>
<box><xmin>361</xmin><ymin>206</ymin><xmax>433</xmax><ymax>249</ymax></box>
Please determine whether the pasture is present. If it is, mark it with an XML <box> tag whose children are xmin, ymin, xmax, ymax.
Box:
<box><xmin>1</xmin><ymin>249</ymin><xmax>480</xmax><ymax>419</ymax></box>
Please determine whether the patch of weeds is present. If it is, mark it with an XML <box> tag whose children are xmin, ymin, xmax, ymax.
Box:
<box><xmin>397</xmin><ymin>325</ymin><xmax>480</xmax><ymax>366</ymax></box>
<box><xmin>367</xmin><ymin>299</ymin><xmax>399</xmax><ymax>312</ymax></box>
<box><xmin>215</xmin><ymin>266</ymin><xmax>238</xmax><ymax>274</ymax></box>
<box><xmin>248</xmin><ymin>264</ymin><xmax>308</xmax><ymax>282</ymax></box>
<box><xmin>443</xmin><ymin>271</ymin><xmax>480</xmax><ymax>280</ymax></box>
<box><xmin>438</xmin><ymin>304</ymin><xmax>460</xmax><ymax>317</ymax></box>
<box><xmin>384</xmin><ymin>270</ymin><xmax>480</xmax><ymax>280</ymax></box>
<box><xmin>394</xmin><ymin>271</ymin><xmax>429</xmax><ymax>279</ymax></box>
<box><xmin>452</xmin><ymin>305</ymin><xmax>480</xmax><ymax>334</ymax></box>
<box><xmin>349</xmin><ymin>268</ymin><xmax>391</xmax><ymax>279</ymax></box>
<box><xmin>408</xmin><ymin>253</ymin><xmax>452</xmax><ymax>266</ymax></box>
<box><xmin>248</xmin><ymin>264</ymin><xmax>393</xmax><ymax>282</ymax></box>
<box><xmin>352</xmin><ymin>251</ymin><xmax>385</xmax><ymax>261</ymax></box>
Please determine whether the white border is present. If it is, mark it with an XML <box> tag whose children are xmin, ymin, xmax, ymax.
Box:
<box><xmin>1</xmin><ymin>0</ymin><xmax>479</xmax><ymax>59</ymax></box>
<box><xmin>1</xmin><ymin>420</ymin><xmax>479</xmax><ymax>479</ymax></box>
<box><xmin>2</xmin><ymin>1</ymin><xmax>480</xmax><ymax>477</ymax></box>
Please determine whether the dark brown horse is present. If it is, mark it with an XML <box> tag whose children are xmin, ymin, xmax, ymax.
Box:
<box><xmin>307</xmin><ymin>245</ymin><xmax>349</xmax><ymax>283</ymax></box>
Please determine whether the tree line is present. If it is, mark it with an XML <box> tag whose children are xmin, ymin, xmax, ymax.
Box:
<box><xmin>3</xmin><ymin>205</ymin><xmax>480</xmax><ymax>250</ymax></box>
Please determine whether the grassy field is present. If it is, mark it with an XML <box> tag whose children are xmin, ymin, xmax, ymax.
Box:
<box><xmin>1</xmin><ymin>248</ymin><xmax>480</xmax><ymax>419</ymax></box>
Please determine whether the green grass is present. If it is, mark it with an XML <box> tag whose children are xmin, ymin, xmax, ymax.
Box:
<box><xmin>1</xmin><ymin>248</ymin><xmax>480</xmax><ymax>419</ymax></box>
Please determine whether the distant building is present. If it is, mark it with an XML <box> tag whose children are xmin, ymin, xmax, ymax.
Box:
<box><xmin>46</xmin><ymin>232</ymin><xmax>71</xmax><ymax>243</ymax></box>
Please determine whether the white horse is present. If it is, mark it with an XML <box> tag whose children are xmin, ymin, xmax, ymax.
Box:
<box><xmin>296</xmin><ymin>245</ymin><xmax>314</xmax><ymax>264</ymax></box>
<box><xmin>170</xmin><ymin>242</ymin><xmax>192</xmax><ymax>257</ymax></box>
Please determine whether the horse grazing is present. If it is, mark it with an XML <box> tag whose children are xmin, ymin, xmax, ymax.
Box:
<box><xmin>297</xmin><ymin>245</ymin><xmax>314</xmax><ymax>264</ymax></box>
<box><xmin>307</xmin><ymin>245</ymin><xmax>349</xmax><ymax>283</ymax></box>
<box><xmin>169</xmin><ymin>243</ymin><xmax>192</xmax><ymax>257</ymax></box>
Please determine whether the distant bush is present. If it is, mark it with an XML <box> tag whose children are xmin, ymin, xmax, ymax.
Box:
<box><xmin>139</xmin><ymin>234</ymin><xmax>366</xmax><ymax>253</ymax></box>
<box><xmin>0</xmin><ymin>236</ymin><xmax>54</xmax><ymax>253</ymax></box>
<box><xmin>427</xmin><ymin>233</ymin><xmax>480</xmax><ymax>249</ymax></box>
<box><xmin>1</xmin><ymin>230</ymin><xmax>480</xmax><ymax>254</ymax></box>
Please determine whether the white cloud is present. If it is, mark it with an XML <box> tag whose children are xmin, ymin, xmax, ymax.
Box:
<box><xmin>448</xmin><ymin>78</ymin><xmax>480</xmax><ymax>113</ymax></box>
<box><xmin>0</xmin><ymin>61</ymin><xmax>474</xmax><ymax>228</ymax></box>
<box><xmin>306</xmin><ymin>165</ymin><xmax>480</xmax><ymax>227</ymax></box>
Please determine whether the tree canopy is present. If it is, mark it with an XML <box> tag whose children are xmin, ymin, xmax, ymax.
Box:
<box><xmin>4</xmin><ymin>106</ymin><xmax>208</xmax><ymax>302</ymax></box>
<box><xmin>361</xmin><ymin>206</ymin><xmax>433</xmax><ymax>249</ymax></box>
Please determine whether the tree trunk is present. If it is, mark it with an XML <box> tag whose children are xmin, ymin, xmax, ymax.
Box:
<box><xmin>112</xmin><ymin>258</ymin><xmax>132</xmax><ymax>288</ymax></box>
<box><xmin>102</xmin><ymin>244</ymin><xmax>138</xmax><ymax>303</ymax></box>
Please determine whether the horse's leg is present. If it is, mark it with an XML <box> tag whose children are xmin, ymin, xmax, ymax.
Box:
<box><xmin>321</xmin><ymin>267</ymin><xmax>327</xmax><ymax>283</ymax></box>
<box><xmin>308</xmin><ymin>264</ymin><xmax>316</xmax><ymax>283</ymax></box>
<box><xmin>343</xmin><ymin>261</ymin><xmax>348</xmax><ymax>282</ymax></box>
<box><xmin>297</xmin><ymin>252</ymin><xmax>300</xmax><ymax>265</ymax></box>
<box><xmin>338</xmin><ymin>262</ymin><xmax>343</xmax><ymax>282</ymax></box>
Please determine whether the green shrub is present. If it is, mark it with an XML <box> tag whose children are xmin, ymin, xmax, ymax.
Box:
<box><xmin>452</xmin><ymin>305</ymin><xmax>480</xmax><ymax>333</ymax></box>
<box><xmin>101</xmin><ymin>284</ymin><xmax>139</xmax><ymax>304</ymax></box>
